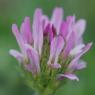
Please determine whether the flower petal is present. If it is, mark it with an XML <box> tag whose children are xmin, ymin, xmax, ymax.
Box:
<box><xmin>47</xmin><ymin>36</ymin><xmax>64</xmax><ymax>69</ymax></box>
<box><xmin>12</xmin><ymin>24</ymin><xmax>25</xmax><ymax>53</ymax></box>
<box><xmin>32</xmin><ymin>9</ymin><xmax>43</xmax><ymax>56</ymax></box>
<box><xmin>75</xmin><ymin>43</ymin><xmax>92</xmax><ymax>61</ymax></box>
<box><xmin>25</xmin><ymin>44</ymin><xmax>40</xmax><ymax>75</ymax></box>
<box><xmin>75</xmin><ymin>60</ymin><xmax>87</xmax><ymax>70</ymax></box>
<box><xmin>66</xmin><ymin>16</ymin><xmax>75</xmax><ymax>40</ymax></box>
<box><xmin>58</xmin><ymin>73</ymin><xmax>79</xmax><ymax>81</ymax></box>
<box><xmin>69</xmin><ymin>44</ymin><xmax>85</xmax><ymax>56</ymax></box>
<box><xmin>42</xmin><ymin>15</ymin><xmax>49</xmax><ymax>31</ymax></box>
<box><xmin>73</xmin><ymin>19</ymin><xmax>86</xmax><ymax>37</ymax></box>
<box><xmin>68</xmin><ymin>43</ymin><xmax>92</xmax><ymax>70</ymax></box>
<box><xmin>63</xmin><ymin>31</ymin><xmax>75</xmax><ymax>57</ymax></box>
<box><xmin>50</xmin><ymin>36</ymin><xmax>64</xmax><ymax>61</ymax></box>
<box><xmin>51</xmin><ymin>8</ymin><xmax>63</xmax><ymax>34</ymax></box>
<box><xmin>60</xmin><ymin>16</ymin><xmax>75</xmax><ymax>40</ymax></box>
<box><xmin>9</xmin><ymin>49</ymin><xmax>23</xmax><ymax>63</ymax></box>
<box><xmin>73</xmin><ymin>19</ymin><xmax>86</xmax><ymax>45</ymax></box>
<box><xmin>20</xmin><ymin>17</ymin><xmax>33</xmax><ymax>44</ymax></box>
<box><xmin>60</xmin><ymin>21</ymin><xmax>68</xmax><ymax>39</ymax></box>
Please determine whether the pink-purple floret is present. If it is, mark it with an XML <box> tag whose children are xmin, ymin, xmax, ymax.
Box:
<box><xmin>9</xmin><ymin>8</ymin><xmax>92</xmax><ymax>81</ymax></box>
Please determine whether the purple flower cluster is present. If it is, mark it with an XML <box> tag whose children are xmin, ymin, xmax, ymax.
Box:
<box><xmin>9</xmin><ymin>8</ymin><xmax>92</xmax><ymax>81</ymax></box>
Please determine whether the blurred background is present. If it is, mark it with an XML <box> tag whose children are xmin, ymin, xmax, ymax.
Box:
<box><xmin>0</xmin><ymin>0</ymin><xmax>95</xmax><ymax>95</ymax></box>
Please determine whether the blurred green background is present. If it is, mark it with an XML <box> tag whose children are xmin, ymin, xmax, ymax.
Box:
<box><xmin>0</xmin><ymin>0</ymin><xmax>95</xmax><ymax>95</ymax></box>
